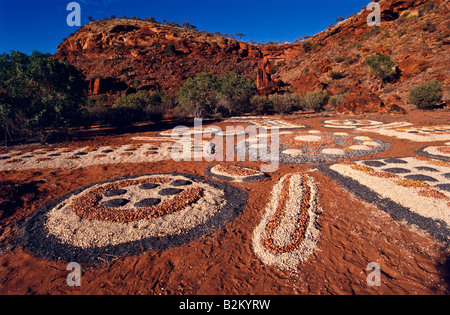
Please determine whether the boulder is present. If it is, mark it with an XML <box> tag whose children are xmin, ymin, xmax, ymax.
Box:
<box><xmin>397</xmin><ymin>55</ymin><xmax>429</xmax><ymax>79</ymax></box>
<box><xmin>290</xmin><ymin>73</ymin><xmax>325</xmax><ymax>95</ymax></box>
<box><xmin>336</xmin><ymin>88</ymin><xmax>407</xmax><ymax>114</ymax></box>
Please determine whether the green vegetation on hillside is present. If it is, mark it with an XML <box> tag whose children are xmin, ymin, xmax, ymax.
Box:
<box><xmin>408</xmin><ymin>80</ymin><xmax>443</xmax><ymax>109</ymax></box>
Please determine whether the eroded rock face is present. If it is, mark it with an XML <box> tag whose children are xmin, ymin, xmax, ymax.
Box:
<box><xmin>54</xmin><ymin>0</ymin><xmax>448</xmax><ymax>113</ymax></box>
<box><xmin>397</xmin><ymin>55</ymin><xmax>430</xmax><ymax>79</ymax></box>
<box><xmin>89</xmin><ymin>77</ymin><xmax>129</xmax><ymax>95</ymax></box>
<box><xmin>290</xmin><ymin>73</ymin><xmax>325</xmax><ymax>96</ymax></box>
<box><xmin>256</xmin><ymin>57</ymin><xmax>282</xmax><ymax>95</ymax></box>
<box><xmin>56</xmin><ymin>19</ymin><xmax>261</xmax><ymax>97</ymax></box>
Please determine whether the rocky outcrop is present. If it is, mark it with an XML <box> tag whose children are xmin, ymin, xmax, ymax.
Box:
<box><xmin>256</xmin><ymin>57</ymin><xmax>282</xmax><ymax>94</ymax></box>
<box><xmin>89</xmin><ymin>77</ymin><xmax>129</xmax><ymax>95</ymax></box>
<box><xmin>336</xmin><ymin>88</ymin><xmax>407</xmax><ymax>114</ymax></box>
<box><xmin>54</xmin><ymin>0</ymin><xmax>448</xmax><ymax>113</ymax></box>
<box><xmin>397</xmin><ymin>55</ymin><xmax>429</xmax><ymax>79</ymax></box>
<box><xmin>56</xmin><ymin>19</ymin><xmax>261</xmax><ymax>97</ymax></box>
<box><xmin>290</xmin><ymin>73</ymin><xmax>325</xmax><ymax>95</ymax></box>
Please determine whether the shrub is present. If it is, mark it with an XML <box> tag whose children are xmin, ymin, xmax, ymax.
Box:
<box><xmin>83</xmin><ymin>94</ymin><xmax>110</xmax><ymax>126</ymax></box>
<box><xmin>419</xmin><ymin>0</ymin><xmax>439</xmax><ymax>15</ymax></box>
<box><xmin>0</xmin><ymin>51</ymin><xmax>86</xmax><ymax>143</ymax></box>
<box><xmin>302</xmin><ymin>90</ymin><xmax>329</xmax><ymax>112</ymax></box>
<box><xmin>145</xmin><ymin>106</ymin><xmax>163</xmax><ymax>122</ymax></box>
<box><xmin>408</xmin><ymin>80</ymin><xmax>442</xmax><ymax>109</ymax></box>
<box><xmin>250</xmin><ymin>95</ymin><xmax>274</xmax><ymax>115</ymax></box>
<box><xmin>329</xmin><ymin>94</ymin><xmax>346</xmax><ymax>108</ymax></box>
<box><xmin>114</xmin><ymin>91</ymin><xmax>151</xmax><ymax>110</ymax></box>
<box><xmin>105</xmin><ymin>107</ymin><xmax>144</xmax><ymax>128</ymax></box>
<box><xmin>148</xmin><ymin>90</ymin><xmax>165</xmax><ymax>107</ymax></box>
<box><xmin>330</xmin><ymin>71</ymin><xmax>346</xmax><ymax>80</ymax></box>
<box><xmin>365</xmin><ymin>53</ymin><xmax>396</xmax><ymax>80</ymax></box>
<box><xmin>333</xmin><ymin>55</ymin><xmax>344</xmax><ymax>63</ymax></box>
<box><xmin>302</xmin><ymin>40</ymin><xmax>312</xmax><ymax>52</ymax></box>
<box><xmin>361</xmin><ymin>26</ymin><xmax>381</xmax><ymax>40</ymax></box>
<box><xmin>269</xmin><ymin>93</ymin><xmax>302</xmax><ymax>114</ymax></box>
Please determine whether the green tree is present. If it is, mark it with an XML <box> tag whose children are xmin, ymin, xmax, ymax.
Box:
<box><xmin>176</xmin><ymin>73</ymin><xmax>219</xmax><ymax>118</ymax></box>
<box><xmin>408</xmin><ymin>80</ymin><xmax>442</xmax><ymax>109</ymax></box>
<box><xmin>148</xmin><ymin>90</ymin><xmax>165</xmax><ymax>107</ymax></box>
<box><xmin>0</xmin><ymin>51</ymin><xmax>86</xmax><ymax>143</ymax></box>
<box><xmin>216</xmin><ymin>71</ymin><xmax>256</xmax><ymax>116</ymax></box>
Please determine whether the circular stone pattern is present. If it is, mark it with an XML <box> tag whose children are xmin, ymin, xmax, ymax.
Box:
<box><xmin>17</xmin><ymin>173</ymin><xmax>248</xmax><ymax>263</ymax></box>
<box><xmin>157</xmin><ymin>126</ymin><xmax>221</xmax><ymax>137</ymax></box>
<box><xmin>239</xmin><ymin>130</ymin><xmax>389</xmax><ymax>165</ymax></box>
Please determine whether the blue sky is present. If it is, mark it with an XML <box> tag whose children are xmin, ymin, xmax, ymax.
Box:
<box><xmin>0</xmin><ymin>0</ymin><xmax>369</xmax><ymax>54</ymax></box>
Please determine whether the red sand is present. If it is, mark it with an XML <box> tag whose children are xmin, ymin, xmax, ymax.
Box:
<box><xmin>0</xmin><ymin>110</ymin><xmax>449</xmax><ymax>295</ymax></box>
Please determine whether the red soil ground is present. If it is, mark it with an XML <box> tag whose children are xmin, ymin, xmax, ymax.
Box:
<box><xmin>0</xmin><ymin>109</ymin><xmax>449</xmax><ymax>295</ymax></box>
